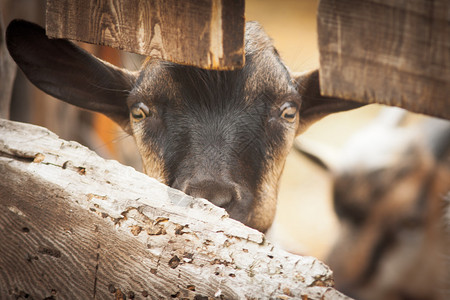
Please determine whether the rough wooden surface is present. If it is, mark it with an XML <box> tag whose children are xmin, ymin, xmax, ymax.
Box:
<box><xmin>45</xmin><ymin>0</ymin><xmax>244</xmax><ymax>70</ymax></box>
<box><xmin>0</xmin><ymin>119</ymin><xmax>349</xmax><ymax>300</ymax></box>
<box><xmin>318</xmin><ymin>0</ymin><xmax>450</xmax><ymax>120</ymax></box>
<box><xmin>0</xmin><ymin>12</ymin><xmax>16</xmax><ymax>119</ymax></box>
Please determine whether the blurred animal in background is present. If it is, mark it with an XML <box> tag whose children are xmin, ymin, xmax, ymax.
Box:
<box><xmin>6</xmin><ymin>20</ymin><xmax>363</xmax><ymax>232</ymax></box>
<box><xmin>295</xmin><ymin>107</ymin><xmax>450</xmax><ymax>300</ymax></box>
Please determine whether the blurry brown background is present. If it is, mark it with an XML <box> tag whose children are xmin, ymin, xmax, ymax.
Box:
<box><xmin>2</xmin><ymin>0</ymin><xmax>384</xmax><ymax>260</ymax></box>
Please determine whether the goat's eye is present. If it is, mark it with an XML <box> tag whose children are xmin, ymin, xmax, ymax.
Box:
<box><xmin>130</xmin><ymin>102</ymin><xmax>149</xmax><ymax>121</ymax></box>
<box><xmin>280</xmin><ymin>102</ymin><xmax>298</xmax><ymax>122</ymax></box>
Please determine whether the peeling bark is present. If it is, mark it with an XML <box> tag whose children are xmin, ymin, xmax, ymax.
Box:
<box><xmin>0</xmin><ymin>119</ymin><xmax>349</xmax><ymax>300</ymax></box>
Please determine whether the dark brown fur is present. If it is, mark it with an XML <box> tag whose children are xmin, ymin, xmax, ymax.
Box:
<box><xmin>7</xmin><ymin>20</ymin><xmax>362</xmax><ymax>232</ymax></box>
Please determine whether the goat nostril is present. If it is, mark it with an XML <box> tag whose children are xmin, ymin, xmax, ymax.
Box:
<box><xmin>184</xmin><ymin>180</ymin><xmax>236</xmax><ymax>208</ymax></box>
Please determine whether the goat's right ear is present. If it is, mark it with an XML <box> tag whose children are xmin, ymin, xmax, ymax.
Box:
<box><xmin>6</xmin><ymin>19</ymin><xmax>137</xmax><ymax>131</ymax></box>
<box><xmin>294</xmin><ymin>70</ymin><xmax>365</xmax><ymax>135</ymax></box>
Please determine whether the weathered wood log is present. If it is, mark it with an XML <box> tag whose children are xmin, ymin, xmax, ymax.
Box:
<box><xmin>0</xmin><ymin>12</ymin><xmax>16</xmax><ymax>119</ymax></box>
<box><xmin>318</xmin><ymin>0</ymin><xmax>450</xmax><ymax>120</ymax></box>
<box><xmin>45</xmin><ymin>0</ymin><xmax>245</xmax><ymax>70</ymax></box>
<box><xmin>0</xmin><ymin>119</ymin><xmax>348</xmax><ymax>299</ymax></box>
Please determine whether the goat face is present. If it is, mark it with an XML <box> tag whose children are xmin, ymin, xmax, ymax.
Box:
<box><xmin>127</xmin><ymin>29</ymin><xmax>299</xmax><ymax>231</ymax></box>
<box><xmin>7</xmin><ymin>20</ymin><xmax>362</xmax><ymax>232</ymax></box>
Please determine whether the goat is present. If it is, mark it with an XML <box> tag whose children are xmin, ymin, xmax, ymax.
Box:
<box><xmin>6</xmin><ymin>20</ymin><xmax>362</xmax><ymax>232</ymax></box>
<box><xmin>295</xmin><ymin>108</ymin><xmax>450</xmax><ymax>299</ymax></box>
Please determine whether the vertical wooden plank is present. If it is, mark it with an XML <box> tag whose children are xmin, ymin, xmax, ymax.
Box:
<box><xmin>0</xmin><ymin>11</ymin><xmax>16</xmax><ymax>119</ymax></box>
<box><xmin>318</xmin><ymin>0</ymin><xmax>450</xmax><ymax>119</ymax></box>
<box><xmin>46</xmin><ymin>0</ymin><xmax>245</xmax><ymax>70</ymax></box>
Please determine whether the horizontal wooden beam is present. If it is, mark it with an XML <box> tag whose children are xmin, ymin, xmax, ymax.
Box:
<box><xmin>46</xmin><ymin>0</ymin><xmax>245</xmax><ymax>70</ymax></box>
<box><xmin>0</xmin><ymin>119</ymin><xmax>348</xmax><ymax>299</ymax></box>
<box><xmin>318</xmin><ymin>0</ymin><xmax>450</xmax><ymax>119</ymax></box>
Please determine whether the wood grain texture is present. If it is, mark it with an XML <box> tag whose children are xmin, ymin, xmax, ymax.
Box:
<box><xmin>318</xmin><ymin>0</ymin><xmax>450</xmax><ymax>119</ymax></box>
<box><xmin>0</xmin><ymin>119</ymin><xmax>350</xmax><ymax>300</ymax></box>
<box><xmin>45</xmin><ymin>0</ymin><xmax>244</xmax><ymax>70</ymax></box>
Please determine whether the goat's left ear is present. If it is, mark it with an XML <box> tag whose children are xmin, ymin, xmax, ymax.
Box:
<box><xmin>293</xmin><ymin>69</ymin><xmax>365</xmax><ymax>135</ymax></box>
<box><xmin>6</xmin><ymin>19</ymin><xmax>138</xmax><ymax>133</ymax></box>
